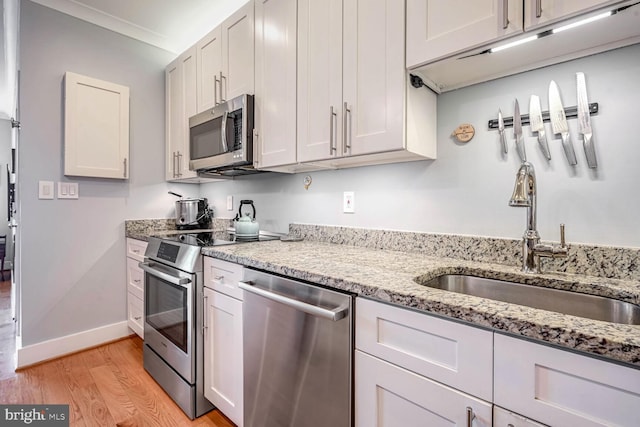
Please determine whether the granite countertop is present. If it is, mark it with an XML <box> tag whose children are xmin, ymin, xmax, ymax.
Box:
<box><xmin>202</xmin><ymin>240</ymin><xmax>640</xmax><ymax>368</ymax></box>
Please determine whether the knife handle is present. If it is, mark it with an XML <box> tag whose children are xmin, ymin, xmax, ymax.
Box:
<box><xmin>537</xmin><ymin>130</ymin><xmax>551</xmax><ymax>160</ymax></box>
<box><xmin>560</xmin><ymin>132</ymin><xmax>577</xmax><ymax>166</ymax></box>
<box><xmin>499</xmin><ymin>130</ymin><xmax>508</xmax><ymax>154</ymax></box>
<box><xmin>583</xmin><ymin>133</ymin><xmax>597</xmax><ymax>168</ymax></box>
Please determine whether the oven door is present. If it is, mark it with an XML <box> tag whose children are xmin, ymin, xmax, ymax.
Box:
<box><xmin>140</xmin><ymin>261</ymin><xmax>195</xmax><ymax>384</ymax></box>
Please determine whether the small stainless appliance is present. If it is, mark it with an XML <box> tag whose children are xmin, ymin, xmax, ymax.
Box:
<box><xmin>168</xmin><ymin>191</ymin><xmax>213</xmax><ymax>230</ymax></box>
<box><xmin>240</xmin><ymin>268</ymin><xmax>354</xmax><ymax>427</ymax></box>
<box><xmin>189</xmin><ymin>94</ymin><xmax>255</xmax><ymax>175</ymax></box>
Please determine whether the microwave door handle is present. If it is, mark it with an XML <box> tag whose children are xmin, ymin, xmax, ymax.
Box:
<box><xmin>221</xmin><ymin>111</ymin><xmax>229</xmax><ymax>152</ymax></box>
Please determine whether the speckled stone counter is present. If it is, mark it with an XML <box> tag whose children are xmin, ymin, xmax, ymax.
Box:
<box><xmin>125</xmin><ymin>218</ymin><xmax>234</xmax><ymax>241</ymax></box>
<box><xmin>202</xmin><ymin>238</ymin><xmax>640</xmax><ymax>368</ymax></box>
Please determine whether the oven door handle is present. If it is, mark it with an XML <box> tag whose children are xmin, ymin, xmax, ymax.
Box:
<box><xmin>139</xmin><ymin>262</ymin><xmax>192</xmax><ymax>286</ymax></box>
<box><xmin>238</xmin><ymin>281</ymin><xmax>348</xmax><ymax>321</ymax></box>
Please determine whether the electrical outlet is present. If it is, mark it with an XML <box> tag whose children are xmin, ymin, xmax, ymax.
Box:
<box><xmin>343</xmin><ymin>191</ymin><xmax>355</xmax><ymax>213</ymax></box>
<box><xmin>227</xmin><ymin>195</ymin><xmax>233</xmax><ymax>211</ymax></box>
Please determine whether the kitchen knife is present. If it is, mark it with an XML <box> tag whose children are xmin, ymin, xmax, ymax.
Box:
<box><xmin>497</xmin><ymin>109</ymin><xmax>508</xmax><ymax>154</ymax></box>
<box><xmin>529</xmin><ymin>95</ymin><xmax>551</xmax><ymax>160</ymax></box>
<box><xmin>549</xmin><ymin>81</ymin><xmax>577</xmax><ymax>166</ymax></box>
<box><xmin>577</xmin><ymin>72</ymin><xmax>597</xmax><ymax>168</ymax></box>
<box><xmin>513</xmin><ymin>99</ymin><xmax>526</xmax><ymax>161</ymax></box>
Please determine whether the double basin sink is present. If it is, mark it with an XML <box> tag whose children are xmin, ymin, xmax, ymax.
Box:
<box><xmin>417</xmin><ymin>274</ymin><xmax>640</xmax><ymax>325</ymax></box>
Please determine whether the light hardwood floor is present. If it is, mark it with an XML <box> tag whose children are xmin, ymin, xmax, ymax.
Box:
<box><xmin>0</xmin><ymin>281</ymin><xmax>235</xmax><ymax>426</ymax></box>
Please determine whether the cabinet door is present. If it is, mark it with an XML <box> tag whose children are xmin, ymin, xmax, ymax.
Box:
<box><xmin>406</xmin><ymin>0</ymin><xmax>523</xmax><ymax>68</ymax></box>
<box><xmin>524</xmin><ymin>0</ymin><xmax>621</xmax><ymax>30</ymax></box>
<box><xmin>494</xmin><ymin>334</ymin><xmax>640</xmax><ymax>427</ymax></box>
<box><xmin>221</xmin><ymin>3</ymin><xmax>255</xmax><ymax>101</ymax></box>
<box><xmin>355</xmin><ymin>351</ymin><xmax>492</xmax><ymax>427</ymax></box>
<box><xmin>356</xmin><ymin>298</ymin><xmax>493</xmax><ymax>402</ymax></box>
<box><xmin>165</xmin><ymin>49</ymin><xmax>198</xmax><ymax>181</ymax></box>
<box><xmin>64</xmin><ymin>72</ymin><xmax>129</xmax><ymax>179</ymax></box>
<box><xmin>165</xmin><ymin>58</ymin><xmax>182</xmax><ymax>181</ymax></box>
<box><xmin>494</xmin><ymin>406</ymin><xmax>548</xmax><ymax>427</ymax></box>
<box><xmin>127</xmin><ymin>292</ymin><xmax>143</xmax><ymax>338</ymax></box>
<box><xmin>203</xmin><ymin>288</ymin><xmax>243</xmax><ymax>426</ymax></box>
<box><xmin>297</xmin><ymin>0</ymin><xmax>343</xmax><ymax>162</ymax></box>
<box><xmin>254</xmin><ymin>0</ymin><xmax>298</xmax><ymax>169</ymax></box>
<box><xmin>204</xmin><ymin>257</ymin><xmax>244</xmax><ymax>300</ymax></box>
<box><xmin>126</xmin><ymin>257</ymin><xmax>144</xmax><ymax>300</ymax></box>
<box><xmin>342</xmin><ymin>0</ymin><xmax>405</xmax><ymax>156</ymax></box>
<box><xmin>197</xmin><ymin>27</ymin><xmax>222</xmax><ymax>112</ymax></box>
<box><xmin>125</xmin><ymin>238</ymin><xmax>147</xmax><ymax>262</ymax></box>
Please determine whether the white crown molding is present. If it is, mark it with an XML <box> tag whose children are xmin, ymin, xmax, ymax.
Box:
<box><xmin>29</xmin><ymin>0</ymin><xmax>179</xmax><ymax>53</ymax></box>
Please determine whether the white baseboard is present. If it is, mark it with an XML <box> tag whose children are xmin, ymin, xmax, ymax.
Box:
<box><xmin>17</xmin><ymin>321</ymin><xmax>132</xmax><ymax>368</ymax></box>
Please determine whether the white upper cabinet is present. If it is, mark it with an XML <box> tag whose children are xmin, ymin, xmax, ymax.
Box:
<box><xmin>197</xmin><ymin>3</ymin><xmax>254</xmax><ymax>113</ymax></box>
<box><xmin>408</xmin><ymin>0</ymin><xmax>640</xmax><ymax>92</ymax></box>
<box><xmin>407</xmin><ymin>0</ymin><xmax>523</xmax><ymax>68</ymax></box>
<box><xmin>196</xmin><ymin>27</ymin><xmax>222</xmax><ymax>113</ymax></box>
<box><xmin>296</xmin><ymin>0</ymin><xmax>342</xmax><ymax>163</ymax></box>
<box><xmin>342</xmin><ymin>0</ymin><xmax>405</xmax><ymax>157</ymax></box>
<box><xmin>64</xmin><ymin>72</ymin><xmax>129</xmax><ymax>179</ymax></box>
<box><xmin>524</xmin><ymin>0</ymin><xmax>622</xmax><ymax>30</ymax></box>
<box><xmin>166</xmin><ymin>47</ymin><xmax>198</xmax><ymax>181</ymax></box>
<box><xmin>254</xmin><ymin>0</ymin><xmax>298</xmax><ymax>169</ymax></box>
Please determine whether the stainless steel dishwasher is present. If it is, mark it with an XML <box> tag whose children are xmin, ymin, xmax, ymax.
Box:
<box><xmin>239</xmin><ymin>268</ymin><xmax>354</xmax><ymax>427</ymax></box>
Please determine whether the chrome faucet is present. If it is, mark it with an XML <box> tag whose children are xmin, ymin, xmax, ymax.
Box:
<box><xmin>509</xmin><ymin>162</ymin><xmax>569</xmax><ymax>273</ymax></box>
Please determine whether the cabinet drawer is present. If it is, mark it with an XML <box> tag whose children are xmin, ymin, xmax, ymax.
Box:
<box><xmin>494</xmin><ymin>334</ymin><xmax>640</xmax><ymax>427</ymax></box>
<box><xmin>126</xmin><ymin>257</ymin><xmax>144</xmax><ymax>299</ymax></box>
<box><xmin>204</xmin><ymin>257</ymin><xmax>244</xmax><ymax>300</ymax></box>
<box><xmin>494</xmin><ymin>406</ymin><xmax>547</xmax><ymax>427</ymax></box>
<box><xmin>126</xmin><ymin>238</ymin><xmax>148</xmax><ymax>262</ymax></box>
<box><xmin>355</xmin><ymin>350</ymin><xmax>491</xmax><ymax>427</ymax></box>
<box><xmin>127</xmin><ymin>292</ymin><xmax>143</xmax><ymax>338</ymax></box>
<box><xmin>356</xmin><ymin>298</ymin><xmax>493</xmax><ymax>401</ymax></box>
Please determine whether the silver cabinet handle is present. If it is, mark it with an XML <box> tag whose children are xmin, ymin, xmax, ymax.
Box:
<box><xmin>172</xmin><ymin>152</ymin><xmax>177</xmax><ymax>178</ymax></box>
<box><xmin>134</xmin><ymin>316</ymin><xmax>142</xmax><ymax>321</ymax></box>
<box><xmin>123</xmin><ymin>158</ymin><xmax>127</xmax><ymax>178</ymax></box>
<box><xmin>535</xmin><ymin>0</ymin><xmax>542</xmax><ymax>18</ymax></box>
<box><xmin>343</xmin><ymin>102</ymin><xmax>351</xmax><ymax>154</ymax></box>
<box><xmin>220</xmin><ymin>72</ymin><xmax>226</xmax><ymax>103</ymax></box>
<box><xmin>203</xmin><ymin>294</ymin><xmax>208</xmax><ymax>331</ymax></box>
<box><xmin>329</xmin><ymin>106</ymin><xmax>337</xmax><ymax>154</ymax></box>
<box><xmin>502</xmin><ymin>0</ymin><xmax>509</xmax><ymax>29</ymax></box>
<box><xmin>176</xmin><ymin>151</ymin><xmax>183</xmax><ymax>177</ymax></box>
<box><xmin>214</xmin><ymin>275</ymin><xmax>224</xmax><ymax>281</ymax></box>
<box><xmin>221</xmin><ymin>111</ymin><xmax>229</xmax><ymax>152</ymax></box>
<box><xmin>139</xmin><ymin>262</ymin><xmax>191</xmax><ymax>286</ymax></box>
<box><xmin>214</xmin><ymin>74</ymin><xmax>219</xmax><ymax>106</ymax></box>
<box><xmin>466</xmin><ymin>406</ymin><xmax>475</xmax><ymax>427</ymax></box>
<box><xmin>238</xmin><ymin>281</ymin><xmax>349</xmax><ymax>321</ymax></box>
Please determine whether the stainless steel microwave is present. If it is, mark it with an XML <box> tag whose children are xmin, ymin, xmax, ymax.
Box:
<box><xmin>189</xmin><ymin>94</ymin><xmax>254</xmax><ymax>172</ymax></box>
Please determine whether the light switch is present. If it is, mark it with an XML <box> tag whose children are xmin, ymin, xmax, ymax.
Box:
<box><xmin>58</xmin><ymin>182</ymin><xmax>79</xmax><ymax>199</ymax></box>
<box><xmin>343</xmin><ymin>191</ymin><xmax>355</xmax><ymax>213</ymax></box>
<box><xmin>39</xmin><ymin>181</ymin><xmax>54</xmax><ymax>200</ymax></box>
<box><xmin>227</xmin><ymin>195</ymin><xmax>233</xmax><ymax>211</ymax></box>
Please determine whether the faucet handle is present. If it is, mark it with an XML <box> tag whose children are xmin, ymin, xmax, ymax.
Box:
<box><xmin>560</xmin><ymin>223</ymin><xmax>566</xmax><ymax>247</ymax></box>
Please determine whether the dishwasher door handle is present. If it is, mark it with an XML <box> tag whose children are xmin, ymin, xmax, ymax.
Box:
<box><xmin>238</xmin><ymin>281</ymin><xmax>349</xmax><ymax>321</ymax></box>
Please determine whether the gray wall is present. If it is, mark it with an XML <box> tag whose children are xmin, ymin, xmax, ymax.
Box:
<box><xmin>17</xmin><ymin>1</ymin><xmax>196</xmax><ymax>346</ymax></box>
<box><xmin>201</xmin><ymin>43</ymin><xmax>640</xmax><ymax>248</ymax></box>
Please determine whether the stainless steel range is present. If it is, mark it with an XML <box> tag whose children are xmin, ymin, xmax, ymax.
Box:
<box><xmin>140</xmin><ymin>229</ymin><xmax>282</xmax><ymax>419</ymax></box>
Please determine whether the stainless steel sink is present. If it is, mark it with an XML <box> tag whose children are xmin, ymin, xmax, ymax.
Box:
<box><xmin>420</xmin><ymin>274</ymin><xmax>640</xmax><ymax>325</ymax></box>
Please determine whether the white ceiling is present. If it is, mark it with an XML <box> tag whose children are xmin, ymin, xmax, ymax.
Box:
<box><xmin>29</xmin><ymin>0</ymin><xmax>250</xmax><ymax>54</ymax></box>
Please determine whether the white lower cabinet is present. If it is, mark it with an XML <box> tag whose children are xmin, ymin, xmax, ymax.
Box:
<box><xmin>203</xmin><ymin>258</ymin><xmax>244</xmax><ymax>427</ymax></box>
<box><xmin>125</xmin><ymin>238</ymin><xmax>147</xmax><ymax>338</ymax></box>
<box><xmin>356</xmin><ymin>350</ymin><xmax>492</xmax><ymax>426</ymax></box>
<box><xmin>494</xmin><ymin>333</ymin><xmax>640</xmax><ymax>427</ymax></box>
<box><xmin>493</xmin><ymin>406</ymin><xmax>547</xmax><ymax>427</ymax></box>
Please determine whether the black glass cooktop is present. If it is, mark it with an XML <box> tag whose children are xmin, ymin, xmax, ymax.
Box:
<box><xmin>153</xmin><ymin>230</ymin><xmax>282</xmax><ymax>247</ymax></box>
